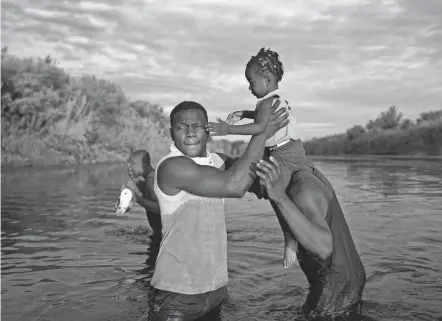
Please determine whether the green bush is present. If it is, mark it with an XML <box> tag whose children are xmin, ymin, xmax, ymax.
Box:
<box><xmin>304</xmin><ymin>109</ymin><xmax>442</xmax><ymax>156</ymax></box>
<box><xmin>1</xmin><ymin>48</ymin><xmax>170</xmax><ymax>167</ymax></box>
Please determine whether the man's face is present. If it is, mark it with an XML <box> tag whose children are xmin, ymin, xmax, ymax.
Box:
<box><xmin>128</xmin><ymin>162</ymin><xmax>143</xmax><ymax>179</ymax></box>
<box><xmin>142</xmin><ymin>161</ymin><xmax>154</xmax><ymax>178</ymax></box>
<box><xmin>170</xmin><ymin>109</ymin><xmax>209</xmax><ymax>157</ymax></box>
<box><xmin>128</xmin><ymin>154</ymin><xmax>152</xmax><ymax>179</ymax></box>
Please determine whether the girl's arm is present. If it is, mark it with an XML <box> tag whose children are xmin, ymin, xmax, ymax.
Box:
<box><xmin>242</xmin><ymin>110</ymin><xmax>255</xmax><ymax>119</ymax></box>
<box><xmin>228</xmin><ymin>101</ymin><xmax>273</xmax><ymax>136</ymax></box>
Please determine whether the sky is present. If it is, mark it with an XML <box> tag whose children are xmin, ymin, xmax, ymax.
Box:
<box><xmin>2</xmin><ymin>0</ymin><xmax>441</xmax><ymax>140</ymax></box>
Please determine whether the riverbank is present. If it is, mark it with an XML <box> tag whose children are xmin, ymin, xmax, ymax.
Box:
<box><xmin>1</xmin><ymin>50</ymin><xmax>171</xmax><ymax>169</ymax></box>
<box><xmin>3</xmin><ymin>151</ymin><xmax>442</xmax><ymax>171</ymax></box>
<box><xmin>304</xmin><ymin>117</ymin><xmax>442</xmax><ymax>156</ymax></box>
<box><xmin>2</xmin><ymin>50</ymin><xmax>441</xmax><ymax>169</ymax></box>
<box><xmin>0</xmin><ymin>136</ymin><xmax>243</xmax><ymax>169</ymax></box>
<box><xmin>1</xmin><ymin>136</ymin><xmax>124</xmax><ymax>169</ymax></box>
<box><xmin>308</xmin><ymin>154</ymin><xmax>442</xmax><ymax>162</ymax></box>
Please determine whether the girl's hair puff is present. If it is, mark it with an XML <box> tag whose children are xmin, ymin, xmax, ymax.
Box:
<box><xmin>246</xmin><ymin>47</ymin><xmax>284</xmax><ymax>82</ymax></box>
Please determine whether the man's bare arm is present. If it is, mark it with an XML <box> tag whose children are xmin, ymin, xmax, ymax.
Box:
<box><xmin>216</xmin><ymin>104</ymin><xmax>288</xmax><ymax>192</ymax></box>
<box><xmin>136</xmin><ymin>196</ymin><xmax>160</xmax><ymax>214</ymax></box>
<box><xmin>217</xmin><ymin>104</ymin><xmax>288</xmax><ymax>171</ymax></box>
<box><xmin>273</xmin><ymin>178</ymin><xmax>333</xmax><ymax>260</ymax></box>
<box><xmin>213</xmin><ymin>97</ymin><xmax>282</xmax><ymax>196</ymax></box>
<box><xmin>159</xmin><ymin>117</ymin><xmax>268</xmax><ymax>198</ymax></box>
<box><xmin>158</xmin><ymin>156</ymin><xmax>247</xmax><ymax>198</ymax></box>
<box><xmin>216</xmin><ymin>153</ymin><xmax>238</xmax><ymax>170</ymax></box>
<box><xmin>218</xmin><ymin>154</ymin><xmax>265</xmax><ymax>198</ymax></box>
<box><xmin>128</xmin><ymin>178</ymin><xmax>161</xmax><ymax>214</ymax></box>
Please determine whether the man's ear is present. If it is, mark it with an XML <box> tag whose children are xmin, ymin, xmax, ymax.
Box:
<box><xmin>169</xmin><ymin>128</ymin><xmax>174</xmax><ymax>140</ymax></box>
<box><xmin>204</xmin><ymin>121</ymin><xmax>210</xmax><ymax>137</ymax></box>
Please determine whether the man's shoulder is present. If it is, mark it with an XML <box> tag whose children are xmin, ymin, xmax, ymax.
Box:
<box><xmin>157</xmin><ymin>156</ymin><xmax>194</xmax><ymax>174</ymax></box>
<box><xmin>289</xmin><ymin>167</ymin><xmax>333</xmax><ymax>201</ymax></box>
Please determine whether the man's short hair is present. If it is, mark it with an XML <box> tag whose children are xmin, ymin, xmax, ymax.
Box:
<box><xmin>169</xmin><ymin>101</ymin><xmax>208</xmax><ymax>127</ymax></box>
<box><xmin>128</xmin><ymin>149</ymin><xmax>151</xmax><ymax>165</ymax></box>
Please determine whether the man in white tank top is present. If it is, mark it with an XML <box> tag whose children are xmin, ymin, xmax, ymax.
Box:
<box><xmin>147</xmin><ymin>100</ymin><xmax>289</xmax><ymax>321</ymax></box>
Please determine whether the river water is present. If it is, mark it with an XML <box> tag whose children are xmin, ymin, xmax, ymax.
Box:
<box><xmin>1</xmin><ymin>158</ymin><xmax>442</xmax><ymax>321</ymax></box>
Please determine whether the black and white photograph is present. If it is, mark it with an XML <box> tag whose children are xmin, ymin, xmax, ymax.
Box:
<box><xmin>1</xmin><ymin>0</ymin><xmax>441</xmax><ymax>320</ymax></box>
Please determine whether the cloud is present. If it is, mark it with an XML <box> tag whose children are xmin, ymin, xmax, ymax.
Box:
<box><xmin>2</xmin><ymin>0</ymin><xmax>441</xmax><ymax>140</ymax></box>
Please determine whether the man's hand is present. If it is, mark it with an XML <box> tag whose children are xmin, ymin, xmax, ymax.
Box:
<box><xmin>126</xmin><ymin>200</ymin><xmax>134</xmax><ymax>212</ymax></box>
<box><xmin>256</xmin><ymin>157</ymin><xmax>286</xmax><ymax>203</ymax></box>
<box><xmin>247</xmin><ymin>178</ymin><xmax>269</xmax><ymax>200</ymax></box>
<box><xmin>207</xmin><ymin>118</ymin><xmax>230</xmax><ymax>136</ymax></box>
<box><xmin>266</xmin><ymin>100</ymin><xmax>289</xmax><ymax>139</ymax></box>
<box><xmin>226</xmin><ymin>111</ymin><xmax>244</xmax><ymax>125</ymax></box>
<box><xmin>126</xmin><ymin>179</ymin><xmax>144</xmax><ymax>204</ymax></box>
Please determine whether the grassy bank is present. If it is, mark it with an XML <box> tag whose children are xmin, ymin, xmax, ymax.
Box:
<box><xmin>308</xmin><ymin>154</ymin><xmax>442</xmax><ymax>162</ymax></box>
<box><xmin>304</xmin><ymin>107</ymin><xmax>442</xmax><ymax>156</ymax></box>
<box><xmin>207</xmin><ymin>107</ymin><xmax>442</xmax><ymax>158</ymax></box>
<box><xmin>1</xmin><ymin>49</ymin><xmax>172</xmax><ymax>168</ymax></box>
<box><xmin>208</xmin><ymin>117</ymin><xmax>442</xmax><ymax>159</ymax></box>
<box><xmin>0</xmin><ymin>49</ymin><xmax>252</xmax><ymax>168</ymax></box>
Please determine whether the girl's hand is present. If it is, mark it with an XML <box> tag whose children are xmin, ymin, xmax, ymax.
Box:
<box><xmin>226</xmin><ymin>111</ymin><xmax>244</xmax><ymax>125</ymax></box>
<box><xmin>126</xmin><ymin>199</ymin><xmax>134</xmax><ymax>212</ymax></box>
<box><xmin>207</xmin><ymin>118</ymin><xmax>230</xmax><ymax>136</ymax></box>
<box><xmin>256</xmin><ymin>157</ymin><xmax>286</xmax><ymax>202</ymax></box>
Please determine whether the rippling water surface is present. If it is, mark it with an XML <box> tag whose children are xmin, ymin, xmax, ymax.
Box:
<box><xmin>2</xmin><ymin>159</ymin><xmax>442</xmax><ymax>321</ymax></box>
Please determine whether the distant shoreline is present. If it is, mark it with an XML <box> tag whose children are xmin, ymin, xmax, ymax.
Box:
<box><xmin>308</xmin><ymin>155</ymin><xmax>442</xmax><ymax>162</ymax></box>
<box><xmin>3</xmin><ymin>51</ymin><xmax>441</xmax><ymax>174</ymax></box>
<box><xmin>0</xmin><ymin>160</ymin><xmax>123</xmax><ymax>172</ymax></box>
<box><xmin>2</xmin><ymin>153</ymin><xmax>442</xmax><ymax>172</ymax></box>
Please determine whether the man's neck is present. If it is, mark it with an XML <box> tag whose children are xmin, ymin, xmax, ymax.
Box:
<box><xmin>172</xmin><ymin>143</ymin><xmax>208</xmax><ymax>158</ymax></box>
<box><xmin>199</xmin><ymin>150</ymin><xmax>208</xmax><ymax>157</ymax></box>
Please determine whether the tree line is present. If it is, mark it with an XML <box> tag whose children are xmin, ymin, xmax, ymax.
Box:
<box><xmin>2</xmin><ymin>49</ymin><xmax>441</xmax><ymax>168</ymax></box>
<box><xmin>304</xmin><ymin>106</ymin><xmax>442</xmax><ymax>156</ymax></box>
<box><xmin>1</xmin><ymin>48</ymin><xmax>171</xmax><ymax>167</ymax></box>
<box><xmin>209</xmin><ymin>106</ymin><xmax>442</xmax><ymax>157</ymax></box>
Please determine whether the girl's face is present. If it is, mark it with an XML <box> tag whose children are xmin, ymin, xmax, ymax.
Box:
<box><xmin>245</xmin><ymin>66</ymin><xmax>269</xmax><ymax>99</ymax></box>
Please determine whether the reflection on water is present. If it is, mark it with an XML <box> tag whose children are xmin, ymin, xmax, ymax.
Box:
<box><xmin>344</xmin><ymin>160</ymin><xmax>442</xmax><ymax>198</ymax></box>
<box><xmin>2</xmin><ymin>158</ymin><xmax>442</xmax><ymax>321</ymax></box>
